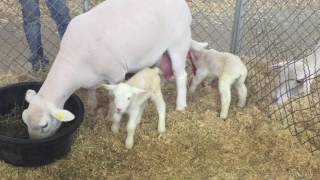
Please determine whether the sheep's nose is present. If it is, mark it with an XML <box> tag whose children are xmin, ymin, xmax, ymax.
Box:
<box><xmin>116</xmin><ymin>108</ymin><xmax>122</xmax><ymax>113</ymax></box>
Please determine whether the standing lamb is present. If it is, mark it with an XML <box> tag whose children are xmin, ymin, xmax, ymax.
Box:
<box><xmin>272</xmin><ymin>42</ymin><xmax>320</xmax><ymax>104</ymax></box>
<box><xmin>102</xmin><ymin>67</ymin><xmax>166</xmax><ymax>149</ymax></box>
<box><xmin>189</xmin><ymin>40</ymin><xmax>248</xmax><ymax>119</ymax></box>
<box><xmin>22</xmin><ymin>0</ymin><xmax>192</xmax><ymax>139</ymax></box>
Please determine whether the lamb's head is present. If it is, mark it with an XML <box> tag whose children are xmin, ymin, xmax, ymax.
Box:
<box><xmin>102</xmin><ymin>83</ymin><xmax>145</xmax><ymax>114</ymax></box>
<box><xmin>272</xmin><ymin>61</ymin><xmax>308</xmax><ymax>104</ymax></box>
<box><xmin>22</xmin><ymin>90</ymin><xmax>75</xmax><ymax>139</ymax></box>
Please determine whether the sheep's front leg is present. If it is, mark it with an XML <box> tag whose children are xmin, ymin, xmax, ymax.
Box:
<box><xmin>151</xmin><ymin>92</ymin><xmax>166</xmax><ymax>133</ymax></box>
<box><xmin>190</xmin><ymin>69</ymin><xmax>207</xmax><ymax>92</ymax></box>
<box><xmin>125</xmin><ymin>108</ymin><xmax>140</xmax><ymax>149</ymax></box>
<box><xmin>218</xmin><ymin>76</ymin><xmax>232</xmax><ymax>119</ymax></box>
<box><xmin>111</xmin><ymin>112</ymin><xmax>123</xmax><ymax>133</ymax></box>
<box><xmin>136</xmin><ymin>102</ymin><xmax>146</xmax><ymax>125</ymax></box>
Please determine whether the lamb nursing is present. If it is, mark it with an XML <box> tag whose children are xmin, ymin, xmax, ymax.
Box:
<box><xmin>189</xmin><ymin>40</ymin><xmax>248</xmax><ymax>119</ymax></box>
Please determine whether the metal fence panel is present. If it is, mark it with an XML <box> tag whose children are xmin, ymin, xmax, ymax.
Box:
<box><xmin>238</xmin><ymin>0</ymin><xmax>320</xmax><ymax>152</ymax></box>
<box><xmin>188</xmin><ymin>0</ymin><xmax>236</xmax><ymax>51</ymax></box>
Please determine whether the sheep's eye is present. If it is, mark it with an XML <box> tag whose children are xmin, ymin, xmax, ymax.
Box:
<box><xmin>128</xmin><ymin>97</ymin><xmax>131</xmax><ymax>100</ymax></box>
<box><xmin>42</xmin><ymin>123</ymin><xmax>48</xmax><ymax>129</ymax></box>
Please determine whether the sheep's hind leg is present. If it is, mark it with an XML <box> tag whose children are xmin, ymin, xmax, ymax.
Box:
<box><xmin>235</xmin><ymin>76</ymin><xmax>247</xmax><ymax>107</ymax></box>
<box><xmin>218</xmin><ymin>76</ymin><xmax>233</xmax><ymax>119</ymax></box>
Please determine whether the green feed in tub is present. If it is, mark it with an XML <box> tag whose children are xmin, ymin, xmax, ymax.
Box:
<box><xmin>0</xmin><ymin>106</ymin><xmax>28</xmax><ymax>138</ymax></box>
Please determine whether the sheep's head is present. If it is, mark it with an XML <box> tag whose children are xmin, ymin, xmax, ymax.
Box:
<box><xmin>272</xmin><ymin>61</ymin><xmax>308</xmax><ymax>104</ymax></box>
<box><xmin>22</xmin><ymin>90</ymin><xmax>75</xmax><ymax>139</ymax></box>
<box><xmin>102</xmin><ymin>83</ymin><xmax>145</xmax><ymax>114</ymax></box>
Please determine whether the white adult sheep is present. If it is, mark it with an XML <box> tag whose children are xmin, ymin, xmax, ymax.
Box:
<box><xmin>272</xmin><ymin>42</ymin><xmax>320</xmax><ymax>104</ymax></box>
<box><xmin>22</xmin><ymin>0</ymin><xmax>192</xmax><ymax>139</ymax></box>
<box><xmin>189</xmin><ymin>40</ymin><xmax>248</xmax><ymax>119</ymax></box>
<box><xmin>102</xmin><ymin>67</ymin><xmax>165</xmax><ymax>149</ymax></box>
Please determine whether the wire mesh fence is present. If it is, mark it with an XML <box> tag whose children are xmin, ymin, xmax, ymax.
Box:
<box><xmin>0</xmin><ymin>0</ymin><xmax>79</xmax><ymax>75</ymax></box>
<box><xmin>188</xmin><ymin>0</ymin><xmax>236</xmax><ymax>51</ymax></box>
<box><xmin>0</xmin><ymin>0</ymin><xmax>236</xmax><ymax>76</ymax></box>
<box><xmin>0</xmin><ymin>0</ymin><xmax>320</xmax><ymax>152</ymax></box>
<box><xmin>237</xmin><ymin>0</ymin><xmax>320</xmax><ymax>152</ymax></box>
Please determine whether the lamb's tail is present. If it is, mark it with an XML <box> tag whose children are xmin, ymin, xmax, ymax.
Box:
<box><xmin>191</xmin><ymin>40</ymin><xmax>209</xmax><ymax>50</ymax></box>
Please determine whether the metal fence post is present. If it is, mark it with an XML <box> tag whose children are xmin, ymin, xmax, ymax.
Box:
<box><xmin>230</xmin><ymin>0</ymin><xmax>246</xmax><ymax>54</ymax></box>
<box><xmin>83</xmin><ymin>0</ymin><xmax>89</xmax><ymax>12</ymax></box>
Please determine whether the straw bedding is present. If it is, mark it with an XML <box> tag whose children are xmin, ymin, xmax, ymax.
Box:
<box><xmin>0</xmin><ymin>73</ymin><xmax>319</xmax><ymax>179</ymax></box>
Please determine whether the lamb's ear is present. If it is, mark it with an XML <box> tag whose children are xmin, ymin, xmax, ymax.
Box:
<box><xmin>191</xmin><ymin>40</ymin><xmax>209</xmax><ymax>49</ymax></box>
<box><xmin>198</xmin><ymin>41</ymin><xmax>209</xmax><ymax>48</ymax></box>
<box><xmin>101</xmin><ymin>84</ymin><xmax>117</xmax><ymax>91</ymax></box>
<box><xmin>131</xmin><ymin>87</ymin><xmax>145</xmax><ymax>95</ymax></box>
<box><xmin>296</xmin><ymin>74</ymin><xmax>306</xmax><ymax>83</ymax></box>
<box><xmin>25</xmin><ymin>89</ymin><xmax>37</xmax><ymax>103</ymax></box>
<box><xmin>50</xmin><ymin>109</ymin><xmax>75</xmax><ymax>122</ymax></box>
<box><xmin>271</xmin><ymin>61</ymin><xmax>286</xmax><ymax>69</ymax></box>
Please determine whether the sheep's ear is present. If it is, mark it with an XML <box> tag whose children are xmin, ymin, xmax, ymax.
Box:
<box><xmin>271</xmin><ymin>62</ymin><xmax>286</xmax><ymax>69</ymax></box>
<box><xmin>296</xmin><ymin>74</ymin><xmax>306</xmax><ymax>83</ymax></box>
<box><xmin>25</xmin><ymin>89</ymin><xmax>37</xmax><ymax>103</ymax></box>
<box><xmin>131</xmin><ymin>87</ymin><xmax>145</xmax><ymax>95</ymax></box>
<box><xmin>101</xmin><ymin>84</ymin><xmax>117</xmax><ymax>91</ymax></box>
<box><xmin>198</xmin><ymin>41</ymin><xmax>209</xmax><ymax>48</ymax></box>
<box><xmin>191</xmin><ymin>40</ymin><xmax>209</xmax><ymax>49</ymax></box>
<box><xmin>51</xmin><ymin>109</ymin><xmax>75</xmax><ymax>122</ymax></box>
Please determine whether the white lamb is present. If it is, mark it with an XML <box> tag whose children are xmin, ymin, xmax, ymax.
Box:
<box><xmin>102</xmin><ymin>67</ymin><xmax>166</xmax><ymax>149</ymax></box>
<box><xmin>272</xmin><ymin>42</ymin><xmax>320</xmax><ymax>104</ymax></box>
<box><xmin>189</xmin><ymin>40</ymin><xmax>248</xmax><ymax>119</ymax></box>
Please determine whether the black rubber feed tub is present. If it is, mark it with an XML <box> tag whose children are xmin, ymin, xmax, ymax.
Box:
<box><xmin>0</xmin><ymin>82</ymin><xmax>84</xmax><ymax>167</ymax></box>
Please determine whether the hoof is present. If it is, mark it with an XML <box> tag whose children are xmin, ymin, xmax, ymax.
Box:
<box><xmin>220</xmin><ymin>114</ymin><xmax>228</xmax><ymax>119</ymax></box>
<box><xmin>158</xmin><ymin>127</ymin><xmax>166</xmax><ymax>133</ymax></box>
<box><xmin>125</xmin><ymin>139</ymin><xmax>134</xmax><ymax>149</ymax></box>
<box><xmin>237</xmin><ymin>102</ymin><xmax>246</xmax><ymax>108</ymax></box>
<box><xmin>176</xmin><ymin>106</ymin><xmax>186</xmax><ymax>112</ymax></box>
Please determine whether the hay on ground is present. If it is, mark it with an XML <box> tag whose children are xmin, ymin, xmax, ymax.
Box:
<box><xmin>0</xmin><ymin>73</ymin><xmax>319</xmax><ymax>179</ymax></box>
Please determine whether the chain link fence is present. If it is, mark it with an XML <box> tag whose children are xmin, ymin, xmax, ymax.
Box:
<box><xmin>236</xmin><ymin>0</ymin><xmax>320</xmax><ymax>152</ymax></box>
<box><xmin>1</xmin><ymin>0</ymin><xmax>320</xmax><ymax>152</ymax></box>
<box><xmin>188</xmin><ymin>0</ymin><xmax>236</xmax><ymax>51</ymax></box>
<box><xmin>0</xmin><ymin>0</ymin><xmax>235</xmax><ymax>76</ymax></box>
<box><xmin>0</xmin><ymin>0</ymin><xmax>80</xmax><ymax>75</ymax></box>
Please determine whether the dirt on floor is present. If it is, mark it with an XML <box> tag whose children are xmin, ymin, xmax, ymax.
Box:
<box><xmin>0</xmin><ymin>74</ymin><xmax>320</xmax><ymax>179</ymax></box>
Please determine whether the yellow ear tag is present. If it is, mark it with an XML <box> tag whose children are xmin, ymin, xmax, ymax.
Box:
<box><xmin>55</xmin><ymin>112</ymin><xmax>65</xmax><ymax>122</ymax></box>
